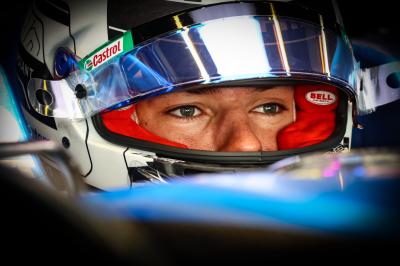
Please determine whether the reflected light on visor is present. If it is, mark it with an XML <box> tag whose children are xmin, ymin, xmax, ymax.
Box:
<box><xmin>199</xmin><ymin>16</ymin><xmax>271</xmax><ymax>77</ymax></box>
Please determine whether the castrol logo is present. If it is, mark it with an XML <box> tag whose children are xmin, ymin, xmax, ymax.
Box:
<box><xmin>306</xmin><ymin>90</ymin><xmax>336</xmax><ymax>105</ymax></box>
<box><xmin>79</xmin><ymin>31</ymin><xmax>134</xmax><ymax>72</ymax></box>
<box><xmin>83</xmin><ymin>38</ymin><xmax>123</xmax><ymax>71</ymax></box>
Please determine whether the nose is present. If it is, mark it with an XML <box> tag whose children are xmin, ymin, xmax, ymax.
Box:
<box><xmin>215</xmin><ymin>115</ymin><xmax>263</xmax><ymax>152</ymax></box>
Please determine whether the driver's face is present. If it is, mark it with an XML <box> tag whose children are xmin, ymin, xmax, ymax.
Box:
<box><xmin>135</xmin><ymin>86</ymin><xmax>295</xmax><ymax>151</ymax></box>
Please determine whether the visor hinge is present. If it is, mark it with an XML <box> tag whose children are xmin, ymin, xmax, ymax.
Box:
<box><xmin>75</xmin><ymin>84</ymin><xmax>87</xmax><ymax>99</ymax></box>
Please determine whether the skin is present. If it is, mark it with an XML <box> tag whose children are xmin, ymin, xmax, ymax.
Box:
<box><xmin>135</xmin><ymin>86</ymin><xmax>295</xmax><ymax>152</ymax></box>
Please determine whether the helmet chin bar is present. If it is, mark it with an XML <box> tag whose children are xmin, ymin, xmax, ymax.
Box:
<box><xmin>124</xmin><ymin>147</ymin><xmax>269</xmax><ymax>184</ymax></box>
<box><xmin>128</xmin><ymin>138</ymin><xmax>354</xmax><ymax>184</ymax></box>
<box><xmin>128</xmin><ymin>157</ymin><xmax>270</xmax><ymax>184</ymax></box>
<box><xmin>125</xmin><ymin>133</ymin><xmax>351</xmax><ymax>185</ymax></box>
<box><xmin>337</xmin><ymin>100</ymin><xmax>354</xmax><ymax>152</ymax></box>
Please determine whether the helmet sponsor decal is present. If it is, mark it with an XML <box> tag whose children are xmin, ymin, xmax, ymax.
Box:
<box><xmin>305</xmin><ymin>90</ymin><xmax>336</xmax><ymax>105</ymax></box>
<box><xmin>84</xmin><ymin>59</ymin><xmax>93</xmax><ymax>71</ymax></box>
<box><xmin>79</xmin><ymin>31</ymin><xmax>134</xmax><ymax>72</ymax></box>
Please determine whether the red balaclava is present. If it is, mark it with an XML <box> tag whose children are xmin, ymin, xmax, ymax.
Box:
<box><xmin>277</xmin><ymin>84</ymin><xmax>338</xmax><ymax>150</ymax></box>
<box><xmin>101</xmin><ymin>105</ymin><xmax>188</xmax><ymax>148</ymax></box>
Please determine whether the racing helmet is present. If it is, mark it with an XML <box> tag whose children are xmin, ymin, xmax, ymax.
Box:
<box><xmin>17</xmin><ymin>0</ymin><xmax>399</xmax><ymax>189</ymax></box>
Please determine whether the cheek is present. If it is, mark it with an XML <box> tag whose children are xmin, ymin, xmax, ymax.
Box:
<box><xmin>135</xmin><ymin>103</ymin><xmax>157</xmax><ymax>130</ymax></box>
<box><xmin>252</xmin><ymin>111</ymin><xmax>295</xmax><ymax>131</ymax></box>
<box><xmin>278</xmin><ymin>110</ymin><xmax>295</xmax><ymax>128</ymax></box>
<box><xmin>260</xmin><ymin>131</ymin><xmax>278</xmax><ymax>151</ymax></box>
<box><xmin>161</xmin><ymin>125</ymin><xmax>216</xmax><ymax>149</ymax></box>
<box><xmin>251</xmin><ymin>113</ymin><xmax>295</xmax><ymax>150</ymax></box>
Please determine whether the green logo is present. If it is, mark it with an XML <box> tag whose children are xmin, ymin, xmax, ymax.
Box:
<box><xmin>78</xmin><ymin>31</ymin><xmax>134</xmax><ymax>71</ymax></box>
<box><xmin>84</xmin><ymin>59</ymin><xmax>93</xmax><ymax>71</ymax></box>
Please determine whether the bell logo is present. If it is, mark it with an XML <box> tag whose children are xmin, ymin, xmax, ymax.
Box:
<box><xmin>306</xmin><ymin>90</ymin><xmax>336</xmax><ymax>105</ymax></box>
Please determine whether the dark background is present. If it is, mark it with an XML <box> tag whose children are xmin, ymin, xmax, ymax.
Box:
<box><xmin>1</xmin><ymin>0</ymin><xmax>399</xmax><ymax>148</ymax></box>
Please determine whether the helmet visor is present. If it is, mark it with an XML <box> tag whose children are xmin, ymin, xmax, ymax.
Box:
<box><xmin>27</xmin><ymin>14</ymin><xmax>357</xmax><ymax>119</ymax></box>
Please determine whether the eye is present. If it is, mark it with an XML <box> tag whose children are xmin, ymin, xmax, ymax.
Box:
<box><xmin>252</xmin><ymin>103</ymin><xmax>284</xmax><ymax>115</ymax></box>
<box><xmin>169</xmin><ymin>105</ymin><xmax>201</xmax><ymax>118</ymax></box>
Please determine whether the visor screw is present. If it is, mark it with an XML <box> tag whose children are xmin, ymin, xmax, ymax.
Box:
<box><xmin>75</xmin><ymin>84</ymin><xmax>87</xmax><ymax>99</ymax></box>
<box><xmin>62</xmin><ymin>137</ymin><xmax>70</xmax><ymax>149</ymax></box>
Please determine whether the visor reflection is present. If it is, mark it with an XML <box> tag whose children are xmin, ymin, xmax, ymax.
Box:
<box><xmin>28</xmin><ymin>15</ymin><xmax>355</xmax><ymax>119</ymax></box>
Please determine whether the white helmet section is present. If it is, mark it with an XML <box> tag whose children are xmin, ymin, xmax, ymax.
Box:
<box><xmin>342</xmin><ymin>102</ymin><xmax>353</xmax><ymax>152</ymax></box>
<box><xmin>69</xmin><ymin>0</ymin><xmax>108</xmax><ymax>58</ymax></box>
<box><xmin>18</xmin><ymin>0</ymin><xmax>139</xmax><ymax>189</ymax></box>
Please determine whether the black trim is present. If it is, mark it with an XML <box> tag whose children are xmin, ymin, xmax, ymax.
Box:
<box><xmin>25</xmin><ymin>8</ymin><xmax>50</xmax><ymax>79</ymax></box>
<box><xmin>35</xmin><ymin>0</ymin><xmax>70</xmax><ymax>26</ymax></box>
<box><xmin>92</xmin><ymin>85</ymin><xmax>348</xmax><ymax>166</ymax></box>
<box><xmin>66</xmin><ymin>0</ymin><xmax>76</xmax><ymax>55</ymax></box>
<box><xmin>86</xmin><ymin>184</ymin><xmax>104</xmax><ymax>192</ymax></box>
<box><xmin>122</xmin><ymin>147</ymin><xmax>134</xmax><ymax>187</ymax></box>
<box><xmin>18</xmin><ymin>45</ymin><xmax>52</xmax><ymax>80</ymax></box>
<box><xmin>107</xmin><ymin>28</ymin><xmax>123</xmax><ymax>40</ymax></box>
<box><xmin>21</xmin><ymin>12</ymin><xmax>41</xmax><ymax>57</ymax></box>
<box><xmin>69</xmin><ymin>26</ymin><xmax>76</xmax><ymax>54</ymax></box>
<box><xmin>47</xmin><ymin>0</ymin><xmax>69</xmax><ymax>13</ymax></box>
<box><xmin>149</xmin><ymin>159</ymin><xmax>269</xmax><ymax>177</ymax></box>
<box><xmin>131</xmin><ymin>1</ymin><xmax>340</xmax><ymax>45</ymax></box>
<box><xmin>31</xmin><ymin>7</ymin><xmax>49</xmax><ymax>80</ymax></box>
<box><xmin>83</xmin><ymin>119</ymin><xmax>93</xmax><ymax>177</ymax></box>
<box><xmin>107</xmin><ymin>0</ymin><xmax>196</xmax><ymax>40</ymax></box>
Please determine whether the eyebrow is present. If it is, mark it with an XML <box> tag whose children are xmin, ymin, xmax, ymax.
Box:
<box><xmin>186</xmin><ymin>86</ymin><xmax>275</xmax><ymax>95</ymax></box>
